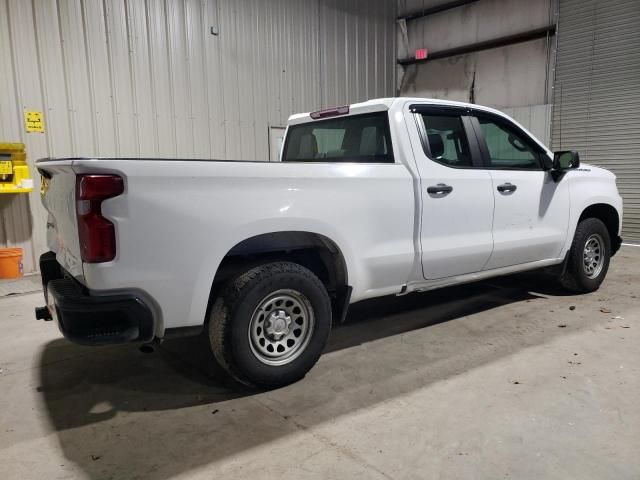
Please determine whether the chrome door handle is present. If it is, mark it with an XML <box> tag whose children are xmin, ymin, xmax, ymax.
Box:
<box><xmin>427</xmin><ymin>183</ymin><xmax>453</xmax><ymax>195</ymax></box>
<box><xmin>497</xmin><ymin>183</ymin><xmax>517</xmax><ymax>193</ymax></box>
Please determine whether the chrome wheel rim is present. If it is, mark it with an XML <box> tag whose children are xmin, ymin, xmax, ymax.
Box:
<box><xmin>248</xmin><ymin>289</ymin><xmax>315</xmax><ymax>366</ymax></box>
<box><xmin>583</xmin><ymin>233</ymin><xmax>605</xmax><ymax>279</ymax></box>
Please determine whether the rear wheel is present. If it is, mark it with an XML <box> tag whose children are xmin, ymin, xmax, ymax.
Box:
<box><xmin>559</xmin><ymin>217</ymin><xmax>611</xmax><ymax>293</ymax></box>
<box><xmin>208</xmin><ymin>262</ymin><xmax>331</xmax><ymax>388</ymax></box>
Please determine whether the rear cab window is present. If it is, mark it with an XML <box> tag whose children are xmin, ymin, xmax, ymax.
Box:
<box><xmin>283</xmin><ymin>112</ymin><xmax>394</xmax><ymax>163</ymax></box>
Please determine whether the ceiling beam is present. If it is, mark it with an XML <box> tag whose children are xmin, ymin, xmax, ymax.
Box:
<box><xmin>398</xmin><ymin>0</ymin><xmax>481</xmax><ymax>22</ymax></box>
<box><xmin>398</xmin><ymin>25</ymin><xmax>557</xmax><ymax>66</ymax></box>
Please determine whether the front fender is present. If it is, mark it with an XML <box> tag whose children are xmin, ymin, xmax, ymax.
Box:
<box><xmin>561</xmin><ymin>167</ymin><xmax>623</xmax><ymax>257</ymax></box>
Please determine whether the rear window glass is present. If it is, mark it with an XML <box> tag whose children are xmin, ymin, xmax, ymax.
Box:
<box><xmin>282</xmin><ymin>112</ymin><xmax>393</xmax><ymax>163</ymax></box>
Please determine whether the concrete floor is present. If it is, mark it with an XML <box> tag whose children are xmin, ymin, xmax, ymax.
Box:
<box><xmin>1</xmin><ymin>247</ymin><xmax>638</xmax><ymax>480</ymax></box>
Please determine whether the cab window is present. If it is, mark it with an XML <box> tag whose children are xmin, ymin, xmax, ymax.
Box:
<box><xmin>477</xmin><ymin>117</ymin><xmax>542</xmax><ymax>170</ymax></box>
<box><xmin>282</xmin><ymin>112</ymin><xmax>393</xmax><ymax>163</ymax></box>
<box><xmin>420</xmin><ymin>114</ymin><xmax>472</xmax><ymax>168</ymax></box>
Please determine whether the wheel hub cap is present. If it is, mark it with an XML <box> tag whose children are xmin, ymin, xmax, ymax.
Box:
<box><xmin>265</xmin><ymin>310</ymin><xmax>292</xmax><ymax>339</ymax></box>
<box><xmin>583</xmin><ymin>233</ymin><xmax>604</xmax><ymax>279</ymax></box>
<box><xmin>248</xmin><ymin>289</ymin><xmax>315</xmax><ymax>366</ymax></box>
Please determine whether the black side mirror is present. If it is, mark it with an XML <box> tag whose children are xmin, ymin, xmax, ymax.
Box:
<box><xmin>553</xmin><ymin>150</ymin><xmax>580</xmax><ymax>171</ymax></box>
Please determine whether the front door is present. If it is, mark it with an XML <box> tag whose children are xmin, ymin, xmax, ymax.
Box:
<box><xmin>410</xmin><ymin>106</ymin><xmax>495</xmax><ymax>280</ymax></box>
<box><xmin>471</xmin><ymin>113</ymin><xmax>570</xmax><ymax>269</ymax></box>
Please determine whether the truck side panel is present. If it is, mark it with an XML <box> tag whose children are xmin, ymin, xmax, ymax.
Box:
<box><xmin>72</xmin><ymin>159</ymin><xmax>416</xmax><ymax>335</ymax></box>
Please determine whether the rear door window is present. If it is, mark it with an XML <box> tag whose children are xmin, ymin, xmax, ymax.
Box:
<box><xmin>283</xmin><ymin>112</ymin><xmax>393</xmax><ymax>163</ymax></box>
<box><xmin>420</xmin><ymin>114</ymin><xmax>473</xmax><ymax>167</ymax></box>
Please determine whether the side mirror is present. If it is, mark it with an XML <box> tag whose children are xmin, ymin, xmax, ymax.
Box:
<box><xmin>553</xmin><ymin>150</ymin><xmax>580</xmax><ymax>171</ymax></box>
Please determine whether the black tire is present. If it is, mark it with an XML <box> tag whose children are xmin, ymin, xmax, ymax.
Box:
<box><xmin>208</xmin><ymin>262</ymin><xmax>331</xmax><ymax>389</ymax></box>
<box><xmin>559</xmin><ymin>217</ymin><xmax>611</xmax><ymax>293</ymax></box>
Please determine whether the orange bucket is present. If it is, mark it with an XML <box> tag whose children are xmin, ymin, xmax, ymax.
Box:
<box><xmin>0</xmin><ymin>248</ymin><xmax>23</xmax><ymax>279</ymax></box>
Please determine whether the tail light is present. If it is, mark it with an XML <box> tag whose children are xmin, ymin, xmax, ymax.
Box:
<box><xmin>310</xmin><ymin>105</ymin><xmax>349</xmax><ymax>119</ymax></box>
<box><xmin>76</xmin><ymin>174</ymin><xmax>124</xmax><ymax>263</ymax></box>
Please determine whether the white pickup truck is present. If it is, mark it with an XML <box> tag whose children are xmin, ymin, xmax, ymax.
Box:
<box><xmin>36</xmin><ymin>97</ymin><xmax>623</xmax><ymax>388</ymax></box>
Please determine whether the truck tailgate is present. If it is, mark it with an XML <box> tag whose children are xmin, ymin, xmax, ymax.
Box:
<box><xmin>37</xmin><ymin>161</ymin><xmax>83</xmax><ymax>279</ymax></box>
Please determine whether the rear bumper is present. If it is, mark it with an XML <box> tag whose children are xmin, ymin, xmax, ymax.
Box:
<box><xmin>37</xmin><ymin>252</ymin><xmax>155</xmax><ymax>345</ymax></box>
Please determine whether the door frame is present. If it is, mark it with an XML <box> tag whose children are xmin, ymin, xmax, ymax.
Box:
<box><xmin>408</xmin><ymin>103</ymin><xmax>496</xmax><ymax>280</ymax></box>
<box><xmin>467</xmin><ymin>110</ymin><xmax>570</xmax><ymax>269</ymax></box>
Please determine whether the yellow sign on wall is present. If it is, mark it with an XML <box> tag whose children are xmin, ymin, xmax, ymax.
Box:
<box><xmin>24</xmin><ymin>110</ymin><xmax>44</xmax><ymax>133</ymax></box>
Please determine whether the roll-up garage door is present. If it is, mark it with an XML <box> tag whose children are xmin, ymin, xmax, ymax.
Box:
<box><xmin>551</xmin><ymin>0</ymin><xmax>640</xmax><ymax>244</ymax></box>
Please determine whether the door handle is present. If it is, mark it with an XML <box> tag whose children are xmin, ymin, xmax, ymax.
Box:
<box><xmin>427</xmin><ymin>183</ymin><xmax>453</xmax><ymax>195</ymax></box>
<box><xmin>497</xmin><ymin>183</ymin><xmax>517</xmax><ymax>193</ymax></box>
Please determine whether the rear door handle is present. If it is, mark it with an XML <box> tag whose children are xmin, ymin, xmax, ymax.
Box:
<box><xmin>427</xmin><ymin>183</ymin><xmax>453</xmax><ymax>195</ymax></box>
<box><xmin>497</xmin><ymin>183</ymin><xmax>517</xmax><ymax>193</ymax></box>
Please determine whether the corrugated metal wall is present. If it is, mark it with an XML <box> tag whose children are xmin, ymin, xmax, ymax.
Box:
<box><xmin>551</xmin><ymin>0</ymin><xmax>640</xmax><ymax>244</ymax></box>
<box><xmin>0</xmin><ymin>0</ymin><xmax>396</xmax><ymax>272</ymax></box>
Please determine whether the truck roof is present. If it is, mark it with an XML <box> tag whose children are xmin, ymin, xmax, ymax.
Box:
<box><xmin>287</xmin><ymin>97</ymin><xmax>512</xmax><ymax>126</ymax></box>
<box><xmin>287</xmin><ymin>97</ymin><xmax>552</xmax><ymax>155</ymax></box>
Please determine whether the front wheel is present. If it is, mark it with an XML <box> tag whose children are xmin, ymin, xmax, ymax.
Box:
<box><xmin>208</xmin><ymin>262</ymin><xmax>332</xmax><ymax>388</ymax></box>
<box><xmin>559</xmin><ymin>217</ymin><xmax>611</xmax><ymax>293</ymax></box>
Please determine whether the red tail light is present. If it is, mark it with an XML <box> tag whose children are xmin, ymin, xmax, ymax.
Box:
<box><xmin>76</xmin><ymin>174</ymin><xmax>124</xmax><ymax>263</ymax></box>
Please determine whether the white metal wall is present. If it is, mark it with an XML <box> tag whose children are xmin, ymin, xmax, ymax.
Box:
<box><xmin>551</xmin><ymin>0</ymin><xmax>640</xmax><ymax>244</ymax></box>
<box><xmin>0</xmin><ymin>0</ymin><xmax>396</xmax><ymax>272</ymax></box>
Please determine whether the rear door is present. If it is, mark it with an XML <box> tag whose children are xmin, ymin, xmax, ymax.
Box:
<box><xmin>409</xmin><ymin>105</ymin><xmax>495</xmax><ymax>279</ymax></box>
<box><xmin>470</xmin><ymin>112</ymin><xmax>570</xmax><ymax>269</ymax></box>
